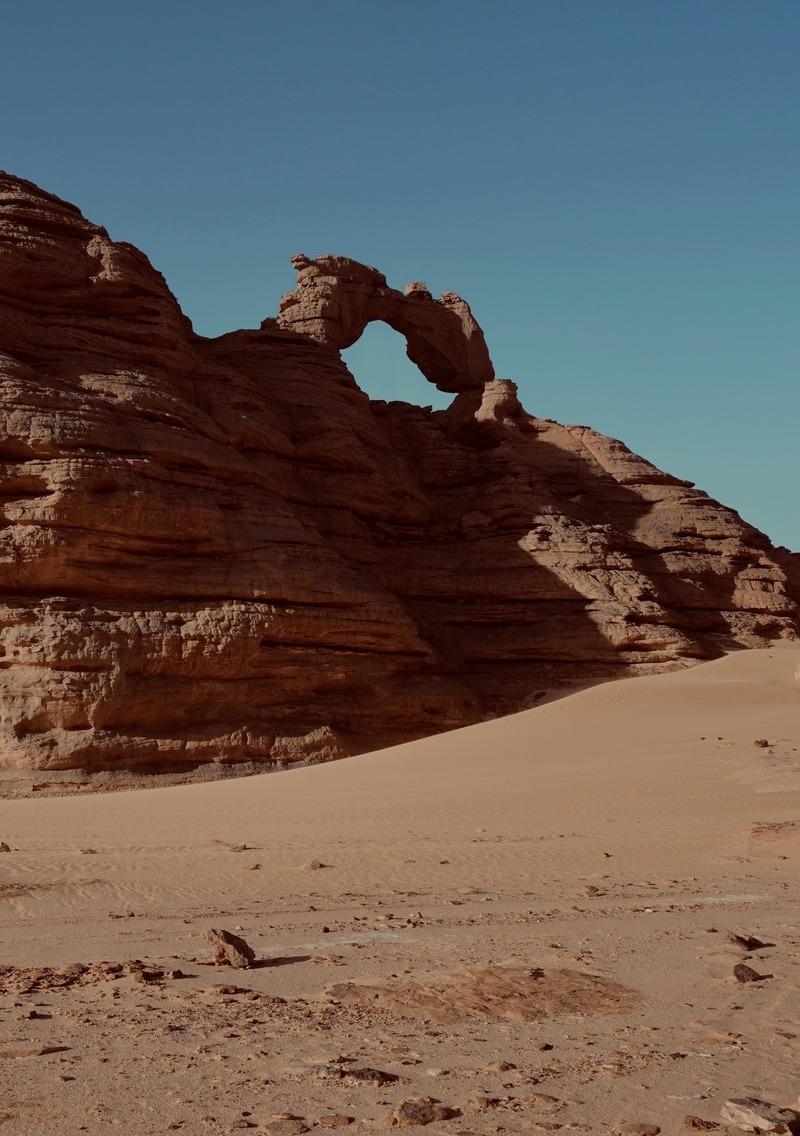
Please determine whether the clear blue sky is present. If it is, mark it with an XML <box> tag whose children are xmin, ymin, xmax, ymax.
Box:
<box><xmin>3</xmin><ymin>0</ymin><xmax>798</xmax><ymax>549</ymax></box>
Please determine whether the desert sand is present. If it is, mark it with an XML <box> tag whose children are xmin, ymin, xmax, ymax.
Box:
<box><xmin>0</xmin><ymin>645</ymin><xmax>798</xmax><ymax>1134</ymax></box>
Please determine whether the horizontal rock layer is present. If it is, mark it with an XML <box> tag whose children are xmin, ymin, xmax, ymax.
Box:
<box><xmin>1</xmin><ymin>173</ymin><xmax>798</xmax><ymax>773</ymax></box>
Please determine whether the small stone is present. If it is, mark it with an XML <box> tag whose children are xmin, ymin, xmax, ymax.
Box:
<box><xmin>318</xmin><ymin>1117</ymin><xmax>352</xmax><ymax>1129</ymax></box>
<box><xmin>207</xmin><ymin>928</ymin><xmax>256</xmax><ymax>969</ymax></box>
<box><xmin>733</xmin><ymin>963</ymin><xmax>767</xmax><ymax>983</ymax></box>
<box><xmin>720</xmin><ymin>1099</ymin><xmax>796</xmax><ymax>1132</ymax></box>
<box><xmin>392</xmin><ymin>1098</ymin><xmax>459</xmax><ymax>1127</ymax></box>
<box><xmin>754</xmin><ymin>739</ymin><xmax>770</xmax><ymax>747</ymax></box>
<box><xmin>307</xmin><ymin>860</ymin><xmax>326</xmax><ymax>870</ymax></box>
<box><xmin>683</xmin><ymin>1118</ymin><xmax>720</xmax><ymax>1131</ymax></box>
<box><xmin>0</xmin><ymin>842</ymin><xmax>10</xmax><ymax>852</ymax></box>
<box><xmin>261</xmin><ymin>1116</ymin><xmax>309</xmax><ymax>1136</ymax></box>
<box><xmin>486</xmin><ymin>1060</ymin><xmax>516</xmax><ymax>1073</ymax></box>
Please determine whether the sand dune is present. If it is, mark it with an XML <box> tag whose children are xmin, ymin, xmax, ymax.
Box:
<box><xmin>0</xmin><ymin>647</ymin><xmax>798</xmax><ymax>1134</ymax></box>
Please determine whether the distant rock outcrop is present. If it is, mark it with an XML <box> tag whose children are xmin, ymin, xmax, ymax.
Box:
<box><xmin>0</xmin><ymin>172</ymin><xmax>798</xmax><ymax>776</ymax></box>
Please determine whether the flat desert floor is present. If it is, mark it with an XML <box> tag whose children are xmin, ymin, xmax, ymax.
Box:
<box><xmin>0</xmin><ymin>646</ymin><xmax>799</xmax><ymax>1135</ymax></box>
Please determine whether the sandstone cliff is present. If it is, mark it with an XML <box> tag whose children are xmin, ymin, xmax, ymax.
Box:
<box><xmin>1</xmin><ymin>173</ymin><xmax>798</xmax><ymax>775</ymax></box>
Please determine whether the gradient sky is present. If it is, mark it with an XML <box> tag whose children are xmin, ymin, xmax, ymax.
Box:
<box><xmin>3</xmin><ymin>0</ymin><xmax>798</xmax><ymax>548</ymax></box>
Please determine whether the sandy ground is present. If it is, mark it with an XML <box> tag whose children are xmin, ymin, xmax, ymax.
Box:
<box><xmin>0</xmin><ymin>646</ymin><xmax>798</xmax><ymax>1135</ymax></box>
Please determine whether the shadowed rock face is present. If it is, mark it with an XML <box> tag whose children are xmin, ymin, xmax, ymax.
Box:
<box><xmin>0</xmin><ymin>172</ymin><xmax>798</xmax><ymax>775</ymax></box>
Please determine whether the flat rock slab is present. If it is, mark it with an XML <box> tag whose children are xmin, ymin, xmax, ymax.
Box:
<box><xmin>733</xmin><ymin>963</ymin><xmax>769</xmax><ymax>983</ymax></box>
<box><xmin>0</xmin><ymin>1044</ymin><xmax>70</xmax><ymax>1058</ymax></box>
<box><xmin>727</xmin><ymin>932</ymin><xmax>768</xmax><ymax>951</ymax></box>
<box><xmin>720</xmin><ymin>1099</ymin><xmax>797</xmax><ymax>1133</ymax></box>
<box><xmin>0</xmin><ymin>961</ymin><xmax>165</xmax><ymax>994</ymax></box>
<box><xmin>327</xmin><ymin>965</ymin><xmax>638</xmax><ymax>1024</ymax></box>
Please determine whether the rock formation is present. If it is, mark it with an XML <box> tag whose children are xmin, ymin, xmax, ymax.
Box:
<box><xmin>0</xmin><ymin>172</ymin><xmax>798</xmax><ymax>776</ymax></box>
<box><xmin>275</xmin><ymin>253</ymin><xmax>493</xmax><ymax>393</ymax></box>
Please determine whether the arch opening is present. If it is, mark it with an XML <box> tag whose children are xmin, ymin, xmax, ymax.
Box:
<box><xmin>341</xmin><ymin>320</ymin><xmax>452</xmax><ymax>410</ymax></box>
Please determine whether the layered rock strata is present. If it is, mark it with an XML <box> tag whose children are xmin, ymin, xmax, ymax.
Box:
<box><xmin>1</xmin><ymin>173</ymin><xmax>798</xmax><ymax>774</ymax></box>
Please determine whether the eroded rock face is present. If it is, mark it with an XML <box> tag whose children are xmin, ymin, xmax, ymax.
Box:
<box><xmin>1</xmin><ymin>172</ymin><xmax>798</xmax><ymax>775</ymax></box>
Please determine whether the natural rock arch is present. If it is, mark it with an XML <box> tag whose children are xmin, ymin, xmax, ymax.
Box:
<box><xmin>340</xmin><ymin>319</ymin><xmax>452</xmax><ymax>409</ymax></box>
<box><xmin>273</xmin><ymin>253</ymin><xmax>495</xmax><ymax>394</ymax></box>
